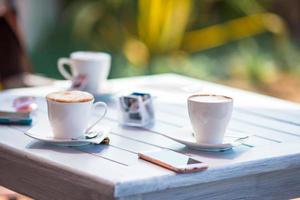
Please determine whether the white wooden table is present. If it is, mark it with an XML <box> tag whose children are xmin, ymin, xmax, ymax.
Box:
<box><xmin>1</xmin><ymin>74</ymin><xmax>300</xmax><ymax>200</ymax></box>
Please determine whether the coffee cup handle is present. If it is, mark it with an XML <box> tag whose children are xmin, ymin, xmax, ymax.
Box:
<box><xmin>58</xmin><ymin>58</ymin><xmax>73</xmax><ymax>80</ymax></box>
<box><xmin>86</xmin><ymin>102</ymin><xmax>108</xmax><ymax>133</ymax></box>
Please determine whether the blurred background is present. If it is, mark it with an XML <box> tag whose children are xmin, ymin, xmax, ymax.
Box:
<box><xmin>2</xmin><ymin>0</ymin><xmax>300</xmax><ymax>102</ymax></box>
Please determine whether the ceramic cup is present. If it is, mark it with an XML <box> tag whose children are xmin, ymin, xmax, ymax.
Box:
<box><xmin>58</xmin><ymin>51</ymin><xmax>111</xmax><ymax>93</ymax></box>
<box><xmin>187</xmin><ymin>94</ymin><xmax>233</xmax><ymax>144</ymax></box>
<box><xmin>46</xmin><ymin>91</ymin><xmax>107</xmax><ymax>139</ymax></box>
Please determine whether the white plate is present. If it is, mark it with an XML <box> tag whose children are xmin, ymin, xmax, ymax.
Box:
<box><xmin>25</xmin><ymin>120</ymin><xmax>110</xmax><ymax>147</ymax></box>
<box><xmin>161</xmin><ymin>128</ymin><xmax>250</xmax><ymax>152</ymax></box>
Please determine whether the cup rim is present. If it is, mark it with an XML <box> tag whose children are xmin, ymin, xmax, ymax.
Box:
<box><xmin>46</xmin><ymin>97</ymin><xmax>94</xmax><ymax>104</ymax></box>
<box><xmin>70</xmin><ymin>51</ymin><xmax>111</xmax><ymax>61</ymax></box>
<box><xmin>188</xmin><ymin>94</ymin><xmax>233</xmax><ymax>103</ymax></box>
<box><xmin>46</xmin><ymin>91</ymin><xmax>95</xmax><ymax>104</ymax></box>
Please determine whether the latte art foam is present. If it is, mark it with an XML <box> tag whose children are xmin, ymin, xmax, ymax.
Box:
<box><xmin>189</xmin><ymin>95</ymin><xmax>232</xmax><ymax>103</ymax></box>
<box><xmin>46</xmin><ymin>90</ymin><xmax>94</xmax><ymax>103</ymax></box>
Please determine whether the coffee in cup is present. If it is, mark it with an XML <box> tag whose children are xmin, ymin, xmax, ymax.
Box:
<box><xmin>58</xmin><ymin>51</ymin><xmax>111</xmax><ymax>93</ymax></box>
<box><xmin>46</xmin><ymin>90</ymin><xmax>107</xmax><ymax>139</ymax></box>
<box><xmin>187</xmin><ymin>94</ymin><xmax>233</xmax><ymax>144</ymax></box>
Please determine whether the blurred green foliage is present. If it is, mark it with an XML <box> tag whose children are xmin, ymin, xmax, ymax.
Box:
<box><xmin>30</xmin><ymin>0</ymin><xmax>300</xmax><ymax>89</ymax></box>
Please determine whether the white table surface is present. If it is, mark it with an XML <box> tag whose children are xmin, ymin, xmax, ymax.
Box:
<box><xmin>1</xmin><ymin>74</ymin><xmax>300</xmax><ymax>200</ymax></box>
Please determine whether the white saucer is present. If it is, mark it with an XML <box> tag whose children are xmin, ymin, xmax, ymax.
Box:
<box><xmin>161</xmin><ymin>128</ymin><xmax>250</xmax><ymax>152</ymax></box>
<box><xmin>92</xmin><ymin>85</ymin><xmax>119</xmax><ymax>102</ymax></box>
<box><xmin>25</xmin><ymin>120</ymin><xmax>110</xmax><ymax>147</ymax></box>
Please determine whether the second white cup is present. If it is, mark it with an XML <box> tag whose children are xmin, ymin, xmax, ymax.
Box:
<box><xmin>187</xmin><ymin>94</ymin><xmax>233</xmax><ymax>144</ymax></box>
<box><xmin>58</xmin><ymin>51</ymin><xmax>111</xmax><ymax>94</ymax></box>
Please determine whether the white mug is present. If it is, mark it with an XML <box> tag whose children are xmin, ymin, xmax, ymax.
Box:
<box><xmin>58</xmin><ymin>51</ymin><xmax>111</xmax><ymax>93</ymax></box>
<box><xmin>46</xmin><ymin>93</ymin><xmax>107</xmax><ymax>139</ymax></box>
<box><xmin>187</xmin><ymin>94</ymin><xmax>233</xmax><ymax>144</ymax></box>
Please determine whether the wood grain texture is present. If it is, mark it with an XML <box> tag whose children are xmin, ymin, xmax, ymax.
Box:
<box><xmin>0</xmin><ymin>144</ymin><xmax>115</xmax><ymax>200</ymax></box>
<box><xmin>118</xmin><ymin>168</ymin><xmax>300</xmax><ymax>200</ymax></box>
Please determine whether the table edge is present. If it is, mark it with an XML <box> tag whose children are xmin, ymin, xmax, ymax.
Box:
<box><xmin>114</xmin><ymin>151</ymin><xmax>300</xmax><ymax>197</ymax></box>
<box><xmin>0</xmin><ymin>142</ymin><xmax>116</xmax><ymax>197</ymax></box>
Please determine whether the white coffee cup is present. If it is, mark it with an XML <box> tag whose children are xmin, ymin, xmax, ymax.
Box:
<box><xmin>58</xmin><ymin>51</ymin><xmax>111</xmax><ymax>93</ymax></box>
<box><xmin>46</xmin><ymin>91</ymin><xmax>107</xmax><ymax>139</ymax></box>
<box><xmin>187</xmin><ymin>94</ymin><xmax>233</xmax><ymax>144</ymax></box>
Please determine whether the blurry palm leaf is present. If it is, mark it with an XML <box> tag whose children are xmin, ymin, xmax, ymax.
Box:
<box><xmin>138</xmin><ymin>0</ymin><xmax>191</xmax><ymax>53</ymax></box>
<box><xmin>70</xmin><ymin>0</ymin><xmax>287</xmax><ymax>55</ymax></box>
<box><xmin>182</xmin><ymin>13</ymin><xmax>287</xmax><ymax>52</ymax></box>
